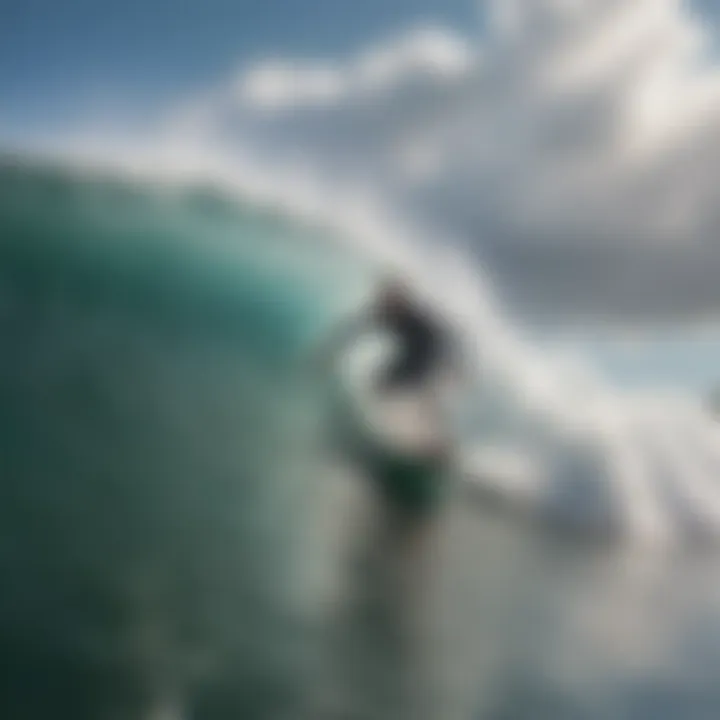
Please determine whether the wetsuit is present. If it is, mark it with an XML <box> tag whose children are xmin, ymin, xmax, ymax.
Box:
<box><xmin>374</xmin><ymin>303</ymin><xmax>451</xmax><ymax>392</ymax></box>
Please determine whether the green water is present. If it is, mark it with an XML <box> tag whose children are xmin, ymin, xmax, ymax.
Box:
<box><xmin>0</xmin><ymin>157</ymin><xmax>344</xmax><ymax>718</ymax></box>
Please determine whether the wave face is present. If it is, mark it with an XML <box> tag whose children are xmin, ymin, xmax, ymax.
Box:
<box><xmin>0</xmin><ymin>157</ymin><xmax>363</xmax><ymax>718</ymax></box>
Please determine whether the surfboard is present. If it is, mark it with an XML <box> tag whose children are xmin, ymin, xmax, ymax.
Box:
<box><xmin>330</xmin><ymin>377</ymin><xmax>452</xmax><ymax>515</ymax></box>
<box><xmin>326</xmin><ymin>346</ymin><xmax>541</xmax><ymax>517</ymax></box>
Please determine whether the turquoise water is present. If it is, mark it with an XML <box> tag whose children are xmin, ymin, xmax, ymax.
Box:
<box><xmin>0</xmin><ymin>157</ymin><xmax>346</xmax><ymax>718</ymax></box>
<box><xmin>3</xmin><ymin>156</ymin><xmax>720</xmax><ymax>720</ymax></box>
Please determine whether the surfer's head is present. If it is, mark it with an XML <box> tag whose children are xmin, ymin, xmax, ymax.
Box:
<box><xmin>376</xmin><ymin>276</ymin><xmax>414</xmax><ymax>313</ymax></box>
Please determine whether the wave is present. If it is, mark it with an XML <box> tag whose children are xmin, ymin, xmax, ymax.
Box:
<box><xmin>5</xmin><ymin>139</ymin><xmax>720</xmax><ymax>550</ymax></box>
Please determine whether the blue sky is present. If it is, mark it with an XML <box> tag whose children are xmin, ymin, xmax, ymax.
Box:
<box><xmin>1</xmin><ymin>0</ymin><xmax>481</xmax><ymax>136</ymax></box>
<box><xmin>3</xmin><ymin>0</ymin><xmax>718</xmax><ymax>138</ymax></box>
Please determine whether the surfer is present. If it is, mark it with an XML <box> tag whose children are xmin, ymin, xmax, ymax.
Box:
<box><xmin>315</xmin><ymin>276</ymin><xmax>463</xmax><ymax>510</ymax></box>
<box><xmin>309</xmin><ymin>279</ymin><xmax>457</xmax><ymax>720</ymax></box>
<box><xmin>318</xmin><ymin>277</ymin><xmax>459</xmax><ymax>401</ymax></box>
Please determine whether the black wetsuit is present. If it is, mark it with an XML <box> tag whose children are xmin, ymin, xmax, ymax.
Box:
<box><xmin>374</xmin><ymin>304</ymin><xmax>450</xmax><ymax>391</ymax></box>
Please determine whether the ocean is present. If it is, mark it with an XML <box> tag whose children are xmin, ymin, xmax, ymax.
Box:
<box><xmin>3</xmin><ymin>155</ymin><xmax>720</xmax><ymax>720</ymax></box>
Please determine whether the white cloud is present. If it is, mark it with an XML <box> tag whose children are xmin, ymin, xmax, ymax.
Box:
<box><xmin>234</xmin><ymin>26</ymin><xmax>472</xmax><ymax>113</ymax></box>
<box><xmin>163</xmin><ymin>0</ymin><xmax>720</xmax><ymax>323</ymax></box>
<box><xmin>238</xmin><ymin>62</ymin><xmax>345</xmax><ymax>110</ymax></box>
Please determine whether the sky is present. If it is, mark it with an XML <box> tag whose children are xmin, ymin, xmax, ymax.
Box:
<box><xmin>2</xmin><ymin>0</ymin><xmax>715</xmax><ymax>132</ymax></box>
<box><xmin>1</xmin><ymin>0</ymin><xmax>480</xmax><ymax>134</ymax></box>
<box><xmin>4</xmin><ymin>0</ymin><xmax>720</xmax><ymax>330</ymax></box>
